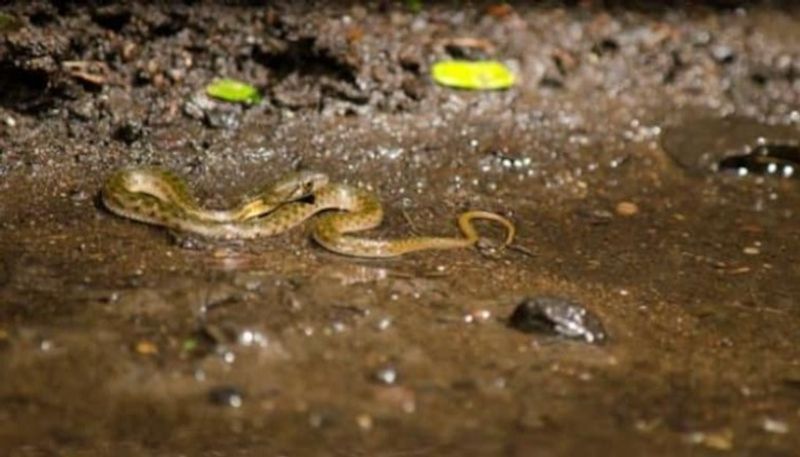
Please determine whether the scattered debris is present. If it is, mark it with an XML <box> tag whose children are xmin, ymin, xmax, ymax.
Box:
<box><xmin>575</xmin><ymin>207</ymin><xmax>615</xmax><ymax>225</ymax></box>
<box><xmin>62</xmin><ymin>60</ymin><xmax>112</xmax><ymax>87</ymax></box>
<box><xmin>440</xmin><ymin>37</ymin><xmax>497</xmax><ymax>60</ymax></box>
<box><xmin>684</xmin><ymin>428</ymin><xmax>734</xmax><ymax>451</ymax></box>
<box><xmin>183</xmin><ymin>92</ymin><xmax>242</xmax><ymax>129</ymax></box>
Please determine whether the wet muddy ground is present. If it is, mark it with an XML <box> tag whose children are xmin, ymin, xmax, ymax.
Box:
<box><xmin>2</xmin><ymin>2</ymin><xmax>800</xmax><ymax>456</ymax></box>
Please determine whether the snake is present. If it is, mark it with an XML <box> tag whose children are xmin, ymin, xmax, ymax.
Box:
<box><xmin>101</xmin><ymin>167</ymin><xmax>516</xmax><ymax>258</ymax></box>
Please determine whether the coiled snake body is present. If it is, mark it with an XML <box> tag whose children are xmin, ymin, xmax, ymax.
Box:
<box><xmin>101</xmin><ymin>167</ymin><xmax>515</xmax><ymax>258</ymax></box>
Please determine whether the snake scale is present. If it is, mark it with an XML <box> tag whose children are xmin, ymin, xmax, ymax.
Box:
<box><xmin>101</xmin><ymin>167</ymin><xmax>516</xmax><ymax>258</ymax></box>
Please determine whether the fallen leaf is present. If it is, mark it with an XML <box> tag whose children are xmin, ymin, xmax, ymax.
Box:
<box><xmin>206</xmin><ymin>78</ymin><xmax>262</xmax><ymax>104</ymax></box>
<box><xmin>431</xmin><ymin>60</ymin><xmax>515</xmax><ymax>90</ymax></box>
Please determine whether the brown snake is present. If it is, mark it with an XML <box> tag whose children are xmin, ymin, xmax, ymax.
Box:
<box><xmin>101</xmin><ymin>167</ymin><xmax>516</xmax><ymax>258</ymax></box>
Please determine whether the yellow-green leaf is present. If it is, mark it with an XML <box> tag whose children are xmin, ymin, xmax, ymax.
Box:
<box><xmin>0</xmin><ymin>12</ymin><xmax>22</xmax><ymax>33</ymax></box>
<box><xmin>182</xmin><ymin>338</ymin><xmax>198</xmax><ymax>352</ymax></box>
<box><xmin>206</xmin><ymin>78</ymin><xmax>262</xmax><ymax>104</ymax></box>
<box><xmin>431</xmin><ymin>60</ymin><xmax>516</xmax><ymax>90</ymax></box>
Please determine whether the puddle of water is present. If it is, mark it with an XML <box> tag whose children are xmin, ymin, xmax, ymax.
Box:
<box><xmin>661</xmin><ymin>113</ymin><xmax>800</xmax><ymax>177</ymax></box>
<box><xmin>717</xmin><ymin>143</ymin><xmax>799</xmax><ymax>179</ymax></box>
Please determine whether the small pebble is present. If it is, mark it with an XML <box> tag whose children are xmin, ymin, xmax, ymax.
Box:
<box><xmin>726</xmin><ymin>266</ymin><xmax>751</xmax><ymax>275</ymax></box>
<box><xmin>222</xmin><ymin>350</ymin><xmax>236</xmax><ymax>364</ymax></box>
<box><xmin>371</xmin><ymin>366</ymin><xmax>399</xmax><ymax>385</ymax></box>
<box><xmin>615</xmin><ymin>201</ymin><xmax>639</xmax><ymax>216</ymax></box>
<box><xmin>761</xmin><ymin>417</ymin><xmax>789</xmax><ymax>434</ymax></box>
<box><xmin>469</xmin><ymin>309</ymin><xmax>492</xmax><ymax>321</ymax></box>
<box><xmin>685</xmin><ymin>428</ymin><xmax>734</xmax><ymax>450</ymax></box>
<box><xmin>356</xmin><ymin>413</ymin><xmax>373</xmax><ymax>430</ymax></box>
<box><xmin>208</xmin><ymin>386</ymin><xmax>244</xmax><ymax>408</ymax></box>
<box><xmin>742</xmin><ymin>246</ymin><xmax>760</xmax><ymax>255</ymax></box>
<box><xmin>194</xmin><ymin>369</ymin><xmax>206</xmax><ymax>382</ymax></box>
<box><xmin>375</xmin><ymin>317</ymin><xmax>393</xmax><ymax>331</ymax></box>
<box><xmin>634</xmin><ymin>418</ymin><xmax>661</xmax><ymax>432</ymax></box>
<box><xmin>710</xmin><ymin>44</ymin><xmax>735</xmax><ymax>64</ymax></box>
<box><xmin>134</xmin><ymin>340</ymin><xmax>158</xmax><ymax>355</ymax></box>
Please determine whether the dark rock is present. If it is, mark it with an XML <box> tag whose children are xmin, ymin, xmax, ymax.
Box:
<box><xmin>113</xmin><ymin>120</ymin><xmax>145</xmax><ymax>144</ymax></box>
<box><xmin>508</xmin><ymin>296</ymin><xmax>607</xmax><ymax>344</ymax></box>
<box><xmin>591</xmin><ymin>38</ymin><xmax>619</xmax><ymax>56</ymax></box>
<box><xmin>401</xmin><ymin>77</ymin><xmax>425</xmax><ymax>100</ymax></box>
<box><xmin>91</xmin><ymin>6</ymin><xmax>132</xmax><ymax>31</ymax></box>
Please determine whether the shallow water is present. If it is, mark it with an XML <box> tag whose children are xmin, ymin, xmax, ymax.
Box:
<box><xmin>2</xmin><ymin>2</ymin><xmax>800</xmax><ymax>456</ymax></box>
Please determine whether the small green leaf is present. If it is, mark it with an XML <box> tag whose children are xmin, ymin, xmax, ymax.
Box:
<box><xmin>182</xmin><ymin>339</ymin><xmax>198</xmax><ymax>353</ymax></box>
<box><xmin>206</xmin><ymin>78</ymin><xmax>262</xmax><ymax>104</ymax></box>
<box><xmin>0</xmin><ymin>12</ymin><xmax>23</xmax><ymax>33</ymax></box>
<box><xmin>431</xmin><ymin>60</ymin><xmax>516</xmax><ymax>90</ymax></box>
<box><xmin>405</xmin><ymin>0</ymin><xmax>423</xmax><ymax>13</ymax></box>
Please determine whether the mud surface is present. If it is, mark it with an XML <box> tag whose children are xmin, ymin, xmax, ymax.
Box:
<box><xmin>2</xmin><ymin>2</ymin><xmax>800</xmax><ymax>456</ymax></box>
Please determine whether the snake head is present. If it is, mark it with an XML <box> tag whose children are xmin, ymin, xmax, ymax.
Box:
<box><xmin>275</xmin><ymin>170</ymin><xmax>330</xmax><ymax>201</ymax></box>
<box><xmin>234</xmin><ymin>171</ymin><xmax>330</xmax><ymax>221</ymax></box>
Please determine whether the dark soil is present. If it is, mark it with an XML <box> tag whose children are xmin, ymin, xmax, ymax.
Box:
<box><xmin>1</xmin><ymin>2</ymin><xmax>799</xmax><ymax>456</ymax></box>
